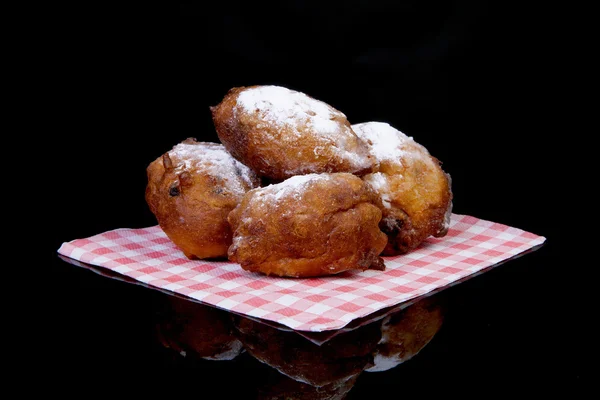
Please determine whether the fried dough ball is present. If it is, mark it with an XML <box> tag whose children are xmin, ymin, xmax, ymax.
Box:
<box><xmin>145</xmin><ymin>138</ymin><xmax>260</xmax><ymax>259</ymax></box>
<box><xmin>227</xmin><ymin>173</ymin><xmax>388</xmax><ymax>278</ymax></box>
<box><xmin>366</xmin><ymin>296</ymin><xmax>444</xmax><ymax>372</ymax></box>
<box><xmin>211</xmin><ymin>85</ymin><xmax>373</xmax><ymax>181</ymax></box>
<box><xmin>233</xmin><ymin>314</ymin><xmax>381</xmax><ymax>387</ymax></box>
<box><xmin>353</xmin><ymin>122</ymin><xmax>453</xmax><ymax>255</ymax></box>
<box><xmin>154</xmin><ymin>295</ymin><xmax>244</xmax><ymax>361</ymax></box>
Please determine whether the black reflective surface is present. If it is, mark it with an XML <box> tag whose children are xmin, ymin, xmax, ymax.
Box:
<box><xmin>33</xmin><ymin>1</ymin><xmax>582</xmax><ymax>396</ymax></box>
<box><xmin>49</xmin><ymin>245</ymin><xmax>581</xmax><ymax>397</ymax></box>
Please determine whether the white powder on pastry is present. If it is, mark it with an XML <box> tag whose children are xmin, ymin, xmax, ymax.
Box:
<box><xmin>237</xmin><ymin>86</ymin><xmax>340</xmax><ymax>137</ymax></box>
<box><xmin>363</xmin><ymin>172</ymin><xmax>392</xmax><ymax>208</ymax></box>
<box><xmin>352</xmin><ymin>122</ymin><xmax>410</xmax><ymax>162</ymax></box>
<box><xmin>168</xmin><ymin>141</ymin><xmax>258</xmax><ymax>196</ymax></box>
<box><xmin>236</xmin><ymin>86</ymin><xmax>368</xmax><ymax>169</ymax></box>
<box><xmin>257</xmin><ymin>173</ymin><xmax>328</xmax><ymax>204</ymax></box>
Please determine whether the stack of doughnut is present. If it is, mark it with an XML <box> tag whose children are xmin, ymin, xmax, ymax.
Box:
<box><xmin>145</xmin><ymin>85</ymin><xmax>453</xmax><ymax>277</ymax></box>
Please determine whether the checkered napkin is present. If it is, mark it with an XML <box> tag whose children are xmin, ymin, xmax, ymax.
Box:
<box><xmin>57</xmin><ymin>214</ymin><xmax>545</xmax><ymax>332</ymax></box>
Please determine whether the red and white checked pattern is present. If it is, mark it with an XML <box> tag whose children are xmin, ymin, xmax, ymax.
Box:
<box><xmin>57</xmin><ymin>214</ymin><xmax>545</xmax><ymax>332</ymax></box>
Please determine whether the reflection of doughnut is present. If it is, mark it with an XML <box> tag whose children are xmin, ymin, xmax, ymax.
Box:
<box><xmin>256</xmin><ymin>366</ymin><xmax>360</xmax><ymax>400</ymax></box>
<box><xmin>155</xmin><ymin>295</ymin><xmax>243</xmax><ymax>361</ymax></box>
<box><xmin>366</xmin><ymin>296</ymin><xmax>444</xmax><ymax>372</ymax></box>
<box><xmin>211</xmin><ymin>85</ymin><xmax>373</xmax><ymax>180</ymax></box>
<box><xmin>353</xmin><ymin>122</ymin><xmax>453</xmax><ymax>255</ymax></box>
<box><xmin>145</xmin><ymin>138</ymin><xmax>260</xmax><ymax>259</ymax></box>
<box><xmin>233</xmin><ymin>314</ymin><xmax>380</xmax><ymax>387</ymax></box>
<box><xmin>227</xmin><ymin>173</ymin><xmax>388</xmax><ymax>277</ymax></box>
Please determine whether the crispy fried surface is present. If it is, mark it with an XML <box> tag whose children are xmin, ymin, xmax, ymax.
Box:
<box><xmin>145</xmin><ymin>138</ymin><xmax>260</xmax><ymax>259</ymax></box>
<box><xmin>354</xmin><ymin>122</ymin><xmax>453</xmax><ymax>255</ymax></box>
<box><xmin>211</xmin><ymin>85</ymin><xmax>373</xmax><ymax>181</ymax></box>
<box><xmin>227</xmin><ymin>173</ymin><xmax>388</xmax><ymax>278</ymax></box>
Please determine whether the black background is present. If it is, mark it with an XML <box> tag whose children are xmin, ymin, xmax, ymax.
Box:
<box><xmin>33</xmin><ymin>0</ymin><xmax>581</xmax><ymax>395</ymax></box>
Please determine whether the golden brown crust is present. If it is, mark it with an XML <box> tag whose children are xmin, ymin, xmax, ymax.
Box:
<box><xmin>227</xmin><ymin>173</ymin><xmax>388</xmax><ymax>278</ymax></box>
<box><xmin>354</xmin><ymin>122</ymin><xmax>453</xmax><ymax>255</ymax></box>
<box><xmin>145</xmin><ymin>138</ymin><xmax>260</xmax><ymax>259</ymax></box>
<box><xmin>376</xmin><ymin>157</ymin><xmax>452</xmax><ymax>255</ymax></box>
<box><xmin>211</xmin><ymin>85</ymin><xmax>373</xmax><ymax>181</ymax></box>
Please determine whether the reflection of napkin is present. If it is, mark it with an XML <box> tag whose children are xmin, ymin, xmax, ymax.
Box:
<box><xmin>57</xmin><ymin>214</ymin><xmax>545</xmax><ymax>332</ymax></box>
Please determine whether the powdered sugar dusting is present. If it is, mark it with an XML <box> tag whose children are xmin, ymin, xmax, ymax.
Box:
<box><xmin>230</xmin><ymin>174</ymin><xmax>331</xmax><ymax>252</ymax></box>
<box><xmin>441</xmin><ymin>200</ymin><xmax>453</xmax><ymax>233</ymax></box>
<box><xmin>236</xmin><ymin>86</ymin><xmax>367</xmax><ymax>168</ymax></box>
<box><xmin>438</xmin><ymin>172</ymin><xmax>453</xmax><ymax>234</ymax></box>
<box><xmin>352</xmin><ymin>122</ymin><xmax>411</xmax><ymax>162</ymax></box>
<box><xmin>237</xmin><ymin>86</ymin><xmax>341</xmax><ymax>136</ymax></box>
<box><xmin>168</xmin><ymin>142</ymin><xmax>258</xmax><ymax>196</ymax></box>
<box><xmin>242</xmin><ymin>174</ymin><xmax>333</xmax><ymax>214</ymax></box>
<box><xmin>364</xmin><ymin>172</ymin><xmax>392</xmax><ymax>208</ymax></box>
<box><xmin>257</xmin><ymin>173</ymin><xmax>327</xmax><ymax>204</ymax></box>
